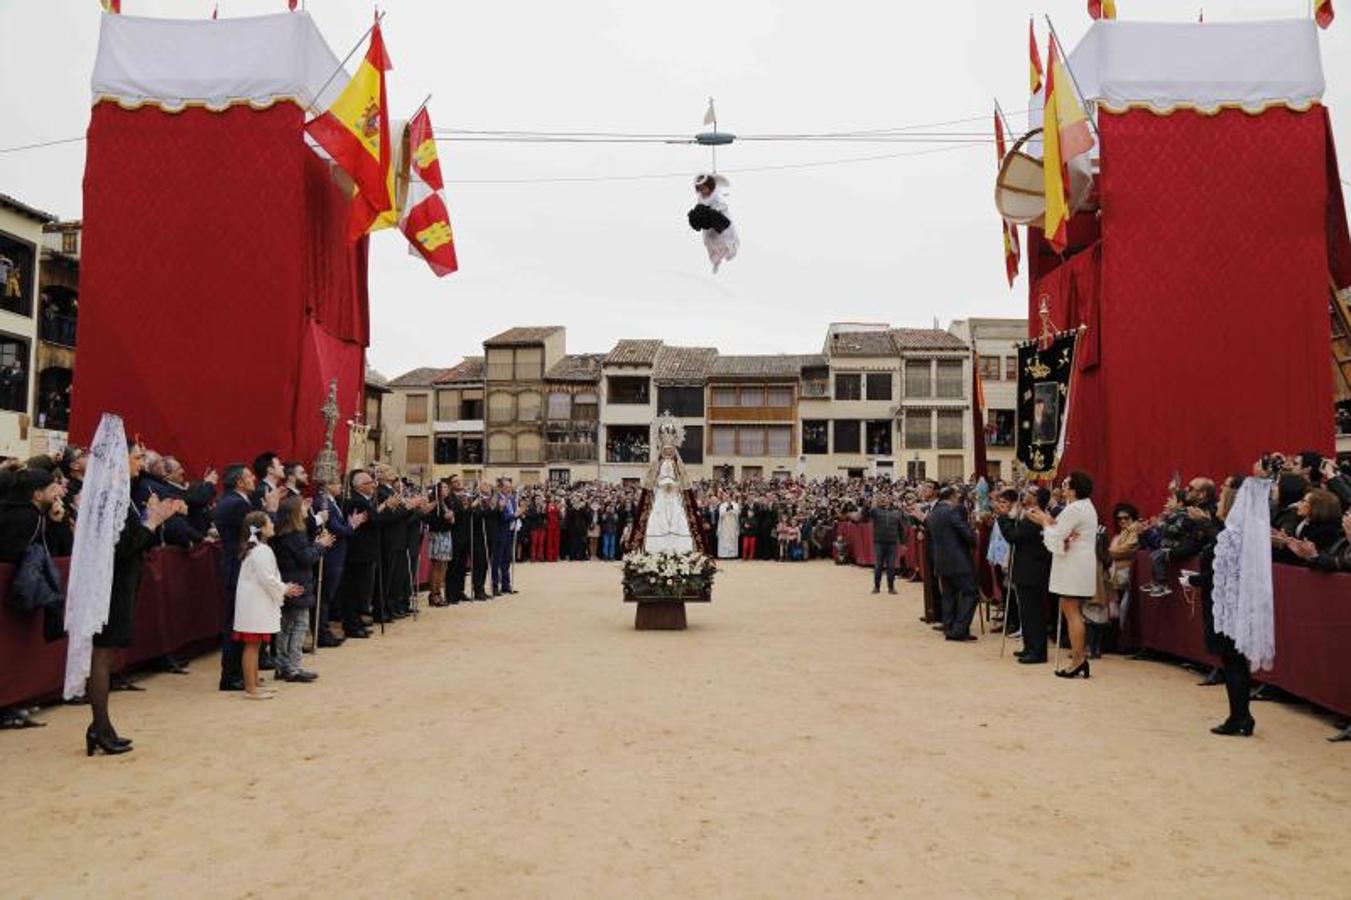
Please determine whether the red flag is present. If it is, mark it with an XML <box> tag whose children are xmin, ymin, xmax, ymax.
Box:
<box><xmin>1088</xmin><ymin>0</ymin><xmax>1117</xmax><ymax>20</ymax></box>
<box><xmin>401</xmin><ymin>189</ymin><xmax>459</xmax><ymax>277</ymax></box>
<box><xmin>407</xmin><ymin>108</ymin><xmax>444</xmax><ymax>192</ymax></box>
<box><xmin>1029</xmin><ymin>20</ymin><xmax>1044</xmax><ymax>94</ymax></box>
<box><xmin>995</xmin><ymin>110</ymin><xmax>1020</xmax><ymax>288</ymax></box>
<box><xmin>972</xmin><ymin>352</ymin><xmax>989</xmax><ymax>479</ymax></box>
<box><xmin>289</xmin><ymin>0</ymin><xmax>298</xmax><ymax>9</ymax></box>
<box><xmin>99</xmin><ymin>0</ymin><xmax>121</xmax><ymax>12</ymax></box>
<box><xmin>1316</xmin><ymin>0</ymin><xmax>1334</xmax><ymax>28</ymax></box>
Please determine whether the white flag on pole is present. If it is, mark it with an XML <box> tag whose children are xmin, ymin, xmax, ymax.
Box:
<box><xmin>702</xmin><ymin>97</ymin><xmax>716</xmax><ymax>126</ymax></box>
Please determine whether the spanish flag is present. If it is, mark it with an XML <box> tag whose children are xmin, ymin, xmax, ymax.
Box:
<box><xmin>1316</xmin><ymin>0</ymin><xmax>1334</xmax><ymax>28</ymax></box>
<box><xmin>1042</xmin><ymin>39</ymin><xmax>1093</xmax><ymax>253</ymax></box>
<box><xmin>1088</xmin><ymin>0</ymin><xmax>1117</xmax><ymax>20</ymax></box>
<box><xmin>306</xmin><ymin>19</ymin><xmax>397</xmax><ymax>240</ymax></box>
<box><xmin>995</xmin><ymin>109</ymin><xmax>1020</xmax><ymax>288</ymax></box>
<box><xmin>1029</xmin><ymin>20</ymin><xmax>1044</xmax><ymax>95</ymax></box>
<box><xmin>99</xmin><ymin>0</ymin><xmax>121</xmax><ymax>12</ymax></box>
<box><xmin>400</xmin><ymin>108</ymin><xmax>458</xmax><ymax>277</ymax></box>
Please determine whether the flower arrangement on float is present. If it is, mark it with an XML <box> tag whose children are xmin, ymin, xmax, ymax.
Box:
<box><xmin>621</xmin><ymin>549</ymin><xmax>718</xmax><ymax>599</ymax></box>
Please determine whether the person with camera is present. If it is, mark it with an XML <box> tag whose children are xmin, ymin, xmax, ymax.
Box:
<box><xmin>996</xmin><ymin>485</ymin><xmax>1053</xmax><ymax>664</ymax></box>
<box><xmin>1141</xmin><ymin>478</ymin><xmax>1219</xmax><ymax>597</ymax></box>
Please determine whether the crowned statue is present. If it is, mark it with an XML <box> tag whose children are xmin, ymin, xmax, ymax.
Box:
<box><xmin>624</xmin><ymin>412</ymin><xmax>711</xmax><ymax>556</ymax></box>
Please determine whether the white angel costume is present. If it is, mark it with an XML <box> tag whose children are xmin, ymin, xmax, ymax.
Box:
<box><xmin>691</xmin><ymin>174</ymin><xmax>739</xmax><ymax>273</ymax></box>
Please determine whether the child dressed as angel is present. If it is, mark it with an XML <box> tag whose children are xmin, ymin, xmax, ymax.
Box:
<box><xmin>687</xmin><ymin>173</ymin><xmax>739</xmax><ymax>273</ymax></box>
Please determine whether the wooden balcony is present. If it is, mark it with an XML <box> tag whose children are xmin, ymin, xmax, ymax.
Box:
<box><xmin>707</xmin><ymin>405</ymin><xmax>796</xmax><ymax>423</ymax></box>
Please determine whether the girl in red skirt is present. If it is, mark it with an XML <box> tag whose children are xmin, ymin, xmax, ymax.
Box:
<box><xmin>233</xmin><ymin>511</ymin><xmax>302</xmax><ymax>699</ymax></box>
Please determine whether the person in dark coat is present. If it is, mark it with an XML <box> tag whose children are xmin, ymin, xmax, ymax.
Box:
<box><xmin>864</xmin><ymin>494</ymin><xmax>906</xmax><ymax>594</ymax></box>
<box><xmin>159</xmin><ymin>456</ymin><xmax>215</xmax><ymax>547</ymax></box>
<box><xmin>270</xmin><ymin>495</ymin><xmax>334</xmax><ymax>682</ymax></box>
<box><xmin>755</xmin><ymin>502</ymin><xmax>778</xmax><ymax>560</ymax></box>
<box><xmin>926</xmin><ymin>485</ymin><xmax>979</xmax><ymax>641</ymax></box>
<box><xmin>314</xmin><ymin>478</ymin><xmax>357</xmax><ymax>646</ymax></box>
<box><xmin>997</xmin><ymin>485</ymin><xmax>1053</xmax><ymax>663</ymax></box>
<box><xmin>337</xmin><ymin>470</ymin><xmax>381</xmax><ymax>637</ymax></box>
<box><xmin>215</xmin><ymin>464</ymin><xmax>258</xmax><ymax>691</ymax></box>
<box><xmin>467</xmin><ymin>484</ymin><xmax>493</xmax><ymax>599</ymax></box>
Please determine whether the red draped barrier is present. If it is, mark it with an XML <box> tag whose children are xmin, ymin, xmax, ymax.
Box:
<box><xmin>1130</xmin><ymin>552</ymin><xmax>1351</xmax><ymax>718</ymax></box>
<box><xmin>837</xmin><ymin>522</ymin><xmax>904</xmax><ymax>568</ymax></box>
<box><xmin>0</xmin><ymin>545</ymin><xmax>226</xmax><ymax>709</ymax></box>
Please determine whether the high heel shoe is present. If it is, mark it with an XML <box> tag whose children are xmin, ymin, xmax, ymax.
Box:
<box><xmin>1210</xmin><ymin>716</ymin><xmax>1256</xmax><ymax>737</ymax></box>
<box><xmin>1055</xmin><ymin>660</ymin><xmax>1091</xmax><ymax>679</ymax></box>
<box><xmin>86</xmin><ymin>727</ymin><xmax>133</xmax><ymax>756</ymax></box>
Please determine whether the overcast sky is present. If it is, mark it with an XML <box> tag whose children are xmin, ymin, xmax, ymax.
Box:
<box><xmin>1</xmin><ymin>0</ymin><xmax>1347</xmax><ymax>378</ymax></box>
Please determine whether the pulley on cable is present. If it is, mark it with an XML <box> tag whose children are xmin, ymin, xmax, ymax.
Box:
<box><xmin>687</xmin><ymin>97</ymin><xmax>740</xmax><ymax>274</ymax></box>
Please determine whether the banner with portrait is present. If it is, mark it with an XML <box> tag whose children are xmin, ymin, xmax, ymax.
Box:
<box><xmin>1015</xmin><ymin>330</ymin><xmax>1080</xmax><ymax>476</ymax></box>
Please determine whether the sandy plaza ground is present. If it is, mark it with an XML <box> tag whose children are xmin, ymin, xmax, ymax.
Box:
<box><xmin>2</xmin><ymin>559</ymin><xmax>1349</xmax><ymax>898</ymax></box>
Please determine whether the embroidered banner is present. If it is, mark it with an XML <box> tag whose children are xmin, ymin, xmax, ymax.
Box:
<box><xmin>1015</xmin><ymin>330</ymin><xmax>1079</xmax><ymax>475</ymax></box>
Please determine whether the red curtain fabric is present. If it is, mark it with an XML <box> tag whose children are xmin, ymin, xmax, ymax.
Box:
<box><xmin>71</xmin><ymin>104</ymin><xmax>368</xmax><ymax>474</ymax></box>
<box><xmin>0</xmin><ymin>546</ymin><xmax>226</xmax><ymax>709</ymax></box>
<box><xmin>1325</xmin><ymin>107</ymin><xmax>1351</xmax><ymax>293</ymax></box>
<box><xmin>1033</xmin><ymin>107</ymin><xmax>1337</xmax><ymax>516</ymax></box>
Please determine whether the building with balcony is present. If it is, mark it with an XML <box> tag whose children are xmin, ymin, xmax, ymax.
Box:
<box><xmin>543</xmin><ymin>353</ymin><xmax>603</xmax><ymax>485</ymax></box>
<box><xmin>894</xmin><ymin>328</ymin><xmax>973</xmax><ymax>483</ymax></box>
<box><xmin>948</xmin><ymin>317</ymin><xmax>1029</xmax><ymax>481</ymax></box>
<box><xmin>706</xmin><ymin>354</ymin><xmax>820</xmax><ymax>481</ymax></box>
<box><xmin>381</xmin><ymin>366</ymin><xmax>445</xmax><ymax>480</ymax></box>
<box><xmin>599</xmin><ymin>339</ymin><xmax>661</xmax><ymax>483</ymax></box>
<box><xmin>653</xmin><ymin>345</ymin><xmax>717</xmax><ymax>476</ymax></box>
<box><xmin>32</xmin><ymin>220</ymin><xmax>80</xmax><ymax>452</ymax></box>
<box><xmin>483</xmin><ymin>326</ymin><xmax>566</xmax><ymax>484</ymax></box>
<box><xmin>431</xmin><ymin>356</ymin><xmax>485</xmax><ymax>482</ymax></box>
<box><xmin>0</xmin><ymin>192</ymin><xmax>53</xmax><ymax>459</ymax></box>
<box><xmin>801</xmin><ymin>324</ymin><xmax>902</xmax><ymax>479</ymax></box>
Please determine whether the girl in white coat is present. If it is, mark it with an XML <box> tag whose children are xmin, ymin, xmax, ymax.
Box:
<box><xmin>1028</xmin><ymin>471</ymin><xmax>1100</xmax><ymax>679</ymax></box>
<box><xmin>233</xmin><ymin>511</ymin><xmax>302</xmax><ymax>699</ymax></box>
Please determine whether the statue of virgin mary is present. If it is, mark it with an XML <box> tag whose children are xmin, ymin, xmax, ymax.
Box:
<box><xmin>624</xmin><ymin>413</ymin><xmax>711</xmax><ymax>556</ymax></box>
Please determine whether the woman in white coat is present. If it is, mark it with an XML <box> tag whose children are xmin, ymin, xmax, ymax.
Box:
<box><xmin>1027</xmin><ymin>471</ymin><xmax>1100</xmax><ymax>679</ymax></box>
<box><xmin>716</xmin><ymin>496</ymin><xmax>741</xmax><ymax>559</ymax></box>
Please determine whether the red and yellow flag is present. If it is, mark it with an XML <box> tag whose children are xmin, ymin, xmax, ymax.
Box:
<box><xmin>1088</xmin><ymin>0</ymin><xmax>1117</xmax><ymax>20</ymax></box>
<box><xmin>399</xmin><ymin>108</ymin><xmax>458</xmax><ymax>277</ymax></box>
<box><xmin>1043</xmin><ymin>39</ymin><xmax>1093</xmax><ymax>253</ymax></box>
<box><xmin>305</xmin><ymin>19</ymin><xmax>397</xmax><ymax>240</ymax></box>
<box><xmin>1316</xmin><ymin>0</ymin><xmax>1334</xmax><ymax>28</ymax></box>
<box><xmin>994</xmin><ymin>109</ymin><xmax>1020</xmax><ymax>288</ymax></box>
<box><xmin>99</xmin><ymin>0</ymin><xmax>121</xmax><ymax>12</ymax></box>
<box><xmin>1029</xmin><ymin>20</ymin><xmax>1044</xmax><ymax>94</ymax></box>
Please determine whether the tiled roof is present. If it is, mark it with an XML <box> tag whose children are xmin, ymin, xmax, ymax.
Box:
<box><xmin>653</xmin><ymin>346</ymin><xmax>718</xmax><ymax>381</ymax></box>
<box><xmin>828</xmin><ymin>331</ymin><xmax>898</xmax><ymax>357</ymax></box>
<box><xmin>387</xmin><ymin>367</ymin><xmax>449</xmax><ymax>388</ymax></box>
<box><xmin>0</xmin><ymin>192</ymin><xmax>57</xmax><ymax>224</ymax></box>
<box><xmin>710</xmin><ymin>354</ymin><xmax>825</xmax><ymax>379</ymax></box>
<box><xmin>546</xmin><ymin>353</ymin><xmax>605</xmax><ymax>382</ymax></box>
<box><xmin>605</xmin><ymin>339</ymin><xmax>664</xmax><ymax>366</ymax></box>
<box><xmin>891</xmin><ymin>328</ymin><xmax>969</xmax><ymax>351</ymax></box>
<box><xmin>434</xmin><ymin>356</ymin><xmax>485</xmax><ymax>384</ymax></box>
<box><xmin>484</xmin><ymin>326</ymin><xmax>564</xmax><ymax>346</ymax></box>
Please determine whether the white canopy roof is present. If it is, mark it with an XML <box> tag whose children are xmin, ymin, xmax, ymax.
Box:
<box><xmin>91</xmin><ymin>11</ymin><xmax>347</xmax><ymax>112</ymax></box>
<box><xmin>1066</xmin><ymin>19</ymin><xmax>1325</xmax><ymax>114</ymax></box>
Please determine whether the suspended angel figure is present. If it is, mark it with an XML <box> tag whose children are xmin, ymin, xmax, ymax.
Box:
<box><xmin>688</xmin><ymin>173</ymin><xmax>739</xmax><ymax>273</ymax></box>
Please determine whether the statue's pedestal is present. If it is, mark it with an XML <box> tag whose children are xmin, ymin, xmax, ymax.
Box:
<box><xmin>623</xmin><ymin>588</ymin><xmax>712</xmax><ymax>631</ymax></box>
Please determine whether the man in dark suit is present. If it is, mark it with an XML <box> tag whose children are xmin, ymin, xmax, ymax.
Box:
<box><xmin>314</xmin><ymin>478</ymin><xmax>361</xmax><ymax>647</ymax></box>
<box><xmin>996</xmin><ymin>485</ymin><xmax>1054</xmax><ymax>664</ymax></box>
<box><xmin>447</xmin><ymin>475</ymin><xmax>470</xmax><ymax>603</ymax></box>
<box><xmin>215</xmin><ymin>464</ymin><xmax>255</xmax><ymax>690</ymax></box>
<box><xmin>925</xmin><ymin>485</ymin><xmax>979</xmax><ymax>641</ymax></box>
<box><xmin>161</xmin><ymin>456</ymin><xmax>216</xmax><ymax>547</ymax></box>
<box><xmin>336</xmin><ymin>470</ymin><xmax>380</xmax><ymax>638</ymax></box>
<box><xmin>467</xmin><ymin>483</ymin><xmax>493</xmax><ymax>600</ymax></box>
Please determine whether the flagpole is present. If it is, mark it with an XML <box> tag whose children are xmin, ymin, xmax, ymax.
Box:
<box><xmin>1043</xmin><ymin>16</ymin><xmax>1101</xmax><ymax>141</ymax></box>
<box><xmin>993</xmin><ymin>99</ymin><xmax>1014</xmax><ymax>143</ymax></box>
<box><xmin>306</xmin><ymin>10</ymin><xmax>388</xmax><ymax>117</ymax></box>
<box><xmin>409</xmin><ymin>93</ymin><xmax>433</xmax><ymax>122</ymax></box>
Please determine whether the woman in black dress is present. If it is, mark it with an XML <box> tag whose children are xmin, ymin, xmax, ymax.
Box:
<box><xmin>1191</xmin><ymin>474</ymin><xmax>1254</xmax><ymax>737</ymax></box>
<box><xmin>84</xmin><ymin>441</ymin><xmax>183</xmax><ymax>756</ymax></box>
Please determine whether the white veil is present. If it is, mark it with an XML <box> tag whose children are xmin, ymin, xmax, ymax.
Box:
<box><xmin>63</xmin><ymin>413</ymin><xmax>131</xmax><ymax>699</ymax></box>
<box><xmin>1211</xmin><ymin>476</ymin><xmax>1276</xmax><ymax>672</ymax></box>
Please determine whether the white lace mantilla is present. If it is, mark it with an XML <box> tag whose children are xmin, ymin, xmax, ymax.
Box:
<box><xmin>1212</xmin><ymin>477</ymin><xmax>1276</xmax><ymax>672</ymax></box>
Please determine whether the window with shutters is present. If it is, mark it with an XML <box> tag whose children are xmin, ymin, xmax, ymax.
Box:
<box><xmin>486</xmin><ymin>348</ymin><xmax>513</xmax><ymax>382</ymax></box>
<box><xmin>738</xmin><ymin>386</ymin><xmax>765</xmax><ymax>407</ymax></box>
<box><xmin>487</xmin><ymin>432</ymin><xmax>513</xmax><ymax>464</ymax></box>
<box><xmin>1005</xmin><ymin>356</ymin><xmax>1018</xmax><ymax>381</ymax></box>
<box><xmin>487</xmin><ymin>391</ymin><xmax>514</xmax><ymax>424</ymax></box>
<box><xmin>936</xmin><ymin>409</ymin><xmax>965</xmax><ymax>449</ymax></box>
<box><xmin>436</xmin><ymin>389</ymin><xmax>460</xmax><ymax>421</ymax></box>
<box><xmin>711</xmin><ymin>386</ymin><xmax>737</xmax><ymax>407</ymax></box>
<box><xmin>406</xmin><ymin>435</ymin><xmax>430</xmax><ymax>465</ymax></box>
<box><xmin>766</xmin><ymin>386</ymin><xmax>793</xmax><ymax>407</ymax></box>
<box><xmin>905</xmin><ymin>411</ymin><xmax>932</xmax><ymax>449</ymax></box>
<box><xmin>547</xmin><ymin>392</ymin><xmax>571</xmax><ymax>420</ymax></box>
<box><xmin>833</xmin><ymin>420</ymin><xmax>861</xmax><ymax>454</ymax></box>
<box><xmin>935</xmin><ymin>360</ymin><xmax>964</xmax><ymax>399</ymax></box>
<box><xmin>405</xmin><ymin>393</ymin><xmax>428</xmax><ymax>424</ymax></box>
<box><xmin>766</xmin><ymin>426</ymin><xmax>792</xmax><ymax>457</ymax></box>
<box><xmin>938</xmin><ymin>454</ymin><xmax>965</xmax><ymax>481</ymax></box>
<box><xmin>865</xmin><ymin>372</ymin><xmax>893</xmax><ymax>401</ymax></box>
<box><xmin>517</xmin><ymin>390</ymin><xmax>542</xmax><ymax>422</ymax></box>
<box><xmin>979</xmin><ymin>356</ymin><xmax>1001</xmax><ymax>381</ymax></box>
<box><xmin>514</xmin><ymin>347</ymin><xmax>544</xmax><ymax>381</ymax></box>
<box><xmin>516</xmin><ymin>432</ymin><xmax>542</xmax><ymax>464</ymax></box>
<box><xmin>711</xmin><ymin>425</ymin><xmax>736</xmax><ymax>456</ymax></box>
<box><xmin>738</xmin><ymin>426</ymin><xmax>766</xmax><ymax>456</ymax></box>
<box><xmin>904</xmin><ymin>360</ymin><xmax>932</xmax><ymax>398</ymax></box>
